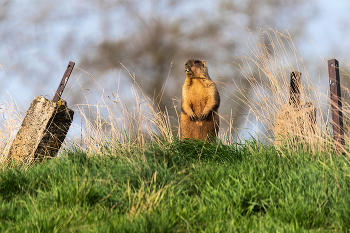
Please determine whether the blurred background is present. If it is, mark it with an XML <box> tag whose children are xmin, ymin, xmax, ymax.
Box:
<box><xmin>1</xmin><ymin>0</ymin><xmax>350</xmax><ymax>140</ymax></box>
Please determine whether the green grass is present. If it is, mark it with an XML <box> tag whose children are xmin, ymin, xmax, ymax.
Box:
<box><xmin>1</xmin><ymin>139</ymin><xmax>350</xmax><ymax>232</ymax></box>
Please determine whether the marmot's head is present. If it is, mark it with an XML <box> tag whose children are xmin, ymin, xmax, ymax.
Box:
<box><xmin>184</xmin><ymin>59</ymin><xmax>209</xmax><ymax>79</ymax></box>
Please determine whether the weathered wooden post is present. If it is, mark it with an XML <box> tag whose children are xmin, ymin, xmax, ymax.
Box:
<box><xmin>328</xmin><ymin>59</ymin><xmax>345</xmax><ymax>152</ymax></box>
<box><xmin>289</xmin><ymin>71</ymin><xmax>301</xmax><ymax>106</ymax></box>
<box><xmin>274</xmin><ymin>71</ymin><xmax>316</xmax><ymax>144</ymax></box>
<box><xmin>6</xmin><ymin>61</ymin><xmax>75</xmax><ymax>165</ymax></box>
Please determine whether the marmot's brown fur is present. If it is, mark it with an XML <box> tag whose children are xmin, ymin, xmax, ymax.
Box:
<box><xmin>180</xmin><ymin>59</ymin><xmax>220</xmax><ymax>141</ymax></box>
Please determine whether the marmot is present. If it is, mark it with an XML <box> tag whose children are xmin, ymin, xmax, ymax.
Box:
<box><xmin>180</xmin><ymin>59</ymin><xmax>220</xmax><ymax>141</ymax></box>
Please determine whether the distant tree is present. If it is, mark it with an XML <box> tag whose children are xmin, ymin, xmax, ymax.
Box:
<box><xmin>0</xmin><ymin>0</ymin><xmax>10</xmax><ymax>22</ymax></box>
<box><xmin>0</xmin><ymin>0</ymin><xmax>319</xmax><ymax>131</ymax></box>
<box><xmin>80</xmin><ymin>0</ymin><xmax>318</xmax><ymax>128</ymax></box>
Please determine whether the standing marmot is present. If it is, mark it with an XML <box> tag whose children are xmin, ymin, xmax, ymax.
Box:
<box><xmin>180</xmin><ymin>59</ymin><xmax>220</xmax><ymax>141</ymax></box>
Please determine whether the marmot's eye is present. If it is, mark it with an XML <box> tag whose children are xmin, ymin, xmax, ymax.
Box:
<box><xmin>194</xmin><ymin>60</ymin><xmax>200</xmax><ymax>64</ymax></box>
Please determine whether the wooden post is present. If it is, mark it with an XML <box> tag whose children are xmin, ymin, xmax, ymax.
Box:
<box><xmin>328</xmin><ymin>59</ymin><xmax>345</xmax><ymax>152</ymax></box>
<box><xmin>289</xmin><ymin>71</ymin><xmax>301</xmax><ymax>107</ymax></box>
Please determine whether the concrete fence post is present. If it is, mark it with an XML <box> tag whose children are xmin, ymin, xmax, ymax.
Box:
<box><xmin>274</xmin><ymin>71</ymin><xmax>316</xmax><ymax>144</ymax></box>
<box><xmin>5</xmin><ymin>61</ymin><xmax>75</xmax><ymax>165</ymax></box>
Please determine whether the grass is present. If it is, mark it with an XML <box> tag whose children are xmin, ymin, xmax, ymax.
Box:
<box><xmin>0</xmin><ymin>139</ymin><xmax>350</xmax><ymax>232</ymax></box>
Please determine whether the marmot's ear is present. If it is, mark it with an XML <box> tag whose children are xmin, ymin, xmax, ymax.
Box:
<box><xmin>202</xmin><ymin>60</ymin><xmax>206</xmax><ymax>67</ymax></box>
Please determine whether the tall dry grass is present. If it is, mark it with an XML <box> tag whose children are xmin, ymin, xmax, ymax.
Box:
<box><xmin>69</xmin><ymin>65</ymin><xmax>175</xmax><ymax>156</ymax></box>
<box><xmin>0</xmin><ymin>96</ymin><xmax>24</xmax><ymax>163</ymax></box>
<box><xmin>0</xmin><ymin>27</ymin><xmax>350</xmax><ymax>163</ymax></box>
<box><xmin>229</xmin><ymin>28</ymin><xmax>350</xmax><ymax>158</ymax></box>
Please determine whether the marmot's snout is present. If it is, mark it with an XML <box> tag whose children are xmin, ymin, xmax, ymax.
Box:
<box><xmin>185</xmin><ymin>61</ymin><xmax>192</xmax><ymax>74</ymax></box>
<box><xmin>185</xmin><ymin>67</ymin><xmax>192</xmax><ymax>75</ymax></box>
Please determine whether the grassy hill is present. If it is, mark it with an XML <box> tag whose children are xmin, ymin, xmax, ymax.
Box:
<box><xmin>1</xmin><ymin>139</ymin><xmax>349</xmax><ymax>232</ymax></box>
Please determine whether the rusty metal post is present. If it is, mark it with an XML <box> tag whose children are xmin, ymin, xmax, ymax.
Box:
<box><xmin>289</xmin><ymin>71</ymin><xmax>301</xmax><ymax>107</ymax></box>
<box><xmin>328</xmin><ymin>59</ymin><xmax>345</xmax><ymax>152</ymax></box>
<box><xmin>53</xmin><ymin>61</ymin><xmax>75</xmax><ymax>102</ymax></box>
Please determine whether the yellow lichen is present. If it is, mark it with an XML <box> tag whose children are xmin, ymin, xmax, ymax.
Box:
<box><xmin>57</xmin><ymin>99</ymin><xmax>63</xmax><ymax>108</ymax></box>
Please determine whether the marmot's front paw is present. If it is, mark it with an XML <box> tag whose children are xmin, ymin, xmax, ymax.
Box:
<box><xmin>189</xmin><ymin>113</ymin><xmax>199</xmax><ymax>121</ymax></box>
<box><xmin>200</xmin><ymin>112</ymin><xmax>209</xmax><ymax>121</ymax></box>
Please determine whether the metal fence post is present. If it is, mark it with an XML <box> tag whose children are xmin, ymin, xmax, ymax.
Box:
<box><xmin>328</xmin><ymin>58</ymin><xmax>345</xmax><ymax>152</ymax></box>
